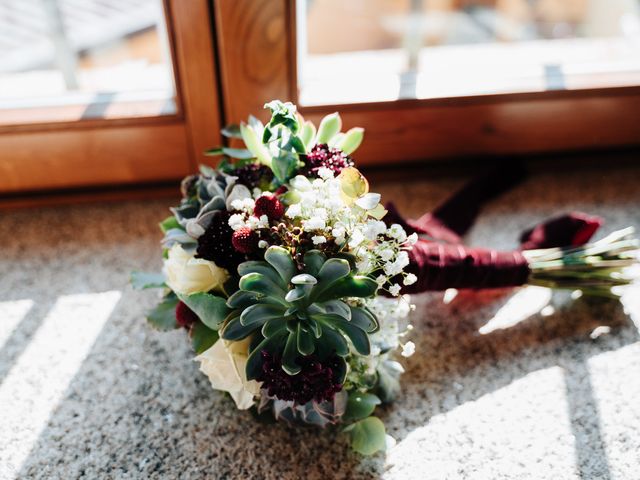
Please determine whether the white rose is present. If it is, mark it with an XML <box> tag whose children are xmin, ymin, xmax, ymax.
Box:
<box><xmin>164</xmin><ymin>244</ymin><xmax>228</xmax><ymax>295</ymax></box>
<box><xmin>196</xmin><ymin>338</ymin><xmax>261</xmax><ymax>410</ymax></box>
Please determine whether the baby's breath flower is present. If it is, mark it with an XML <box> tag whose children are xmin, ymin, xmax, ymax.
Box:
<box><xmin>406</xmin><ymin>232</ymin><xmax>419</xmax><ymax>246</ymax></box>
<box><xmin>228</xmin><ymin>213</ymin><xmax>245</xmax><ymax>231</ymax></box>
<box><xmin>401</xmin><ymin>341</ymin><xmax>415</xmax><ymax>357</ymax></box>
<box><xmin>312</xmin><ymin>235</ymin><xmax>327</xmax><ymax>245</ymax></box>
<box><xmin>403</xmin><ymin>273</ymin><xmax>417</xmax><ymax>286</ymax></box>
<box><xmin>389</xmin><ymin>284</ymin><xmax>401</xmax><ymax>296</ymax></box>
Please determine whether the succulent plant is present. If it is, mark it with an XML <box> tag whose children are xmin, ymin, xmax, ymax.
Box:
<box><xmin>161</xmin><ymin>166</ymin><xmax>253</xmax><ymax>252</ymax></box>
<box><xmin>220</xmin><ymin>246</ymin><xmax>379</xmax><ymax>394</ymax></box>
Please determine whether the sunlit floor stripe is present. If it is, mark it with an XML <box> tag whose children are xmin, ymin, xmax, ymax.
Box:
<box><xmin>0</xmin><ymin>299</ymin><xmax>34</xmax><ymax>350</ymax></box>
<box><xmin>0</xmin><ymin>291</ymin><xmax>121</xmax><ymax>479</ymax></box>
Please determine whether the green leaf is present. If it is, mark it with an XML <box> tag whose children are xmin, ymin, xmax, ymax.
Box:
<box><xmin>271</xmin><ymin>150</ymin><xmax>298</xmax><ymax>183</ymax></box>
<box><xmin>303</xmin><ymin>250</ymin><xmax>327</xmax><ymax>277</ymax></box>
<box><xmin>282</xmin><ymin>331</ymin><xmax>301</xmax><ymax>375</ymax></box>
<box><xmin>300</xmin><ymin>120</ymin><xmax>317</xmax><ymax>151</ymax></box>
<box><xmin>310</xmin><ymin>258</ymin><xmax>352</xmax><ymax>302</ymax></box>
<box><xmin>245</xmin><ymin>330</ymin><xmax>287</xmax><ymax>380</ymax></box>
<box><xmin>346</xmin><ymin>417</ymin><xmax>386</xmax><ymax>456</ymax></box>
<box><xmin>344</xmin><ymin>393</ymin><xmax>381</xmax><ymax>421</ymax></box>
<box><xmin>191</xmin><ymin>321</ymin><xmax>219</xmax><ymax>354</ymax></box>
<box><xmin>296</xmin><ymin>323</ymin><xmax>315</xmax><ymax>355</ymax></box>
<box><xmin>159</xmin><ymin>216</ymin><xmax>181</xmax><ymax>233</ymax></box>
<box><xmin>220</xmin><ymin>314</ymin><xmax>256</xmax><ymax>341</ymax></box>
<box><xmin>264</xmin><ymin>246</ymin><xmax>296</xmax><ymax>284</ymax></box>
<box><xmin>262</xmin><ymin>318</ymin><xmax>286</xmax><ymax>338</ymax></box>
<box><xmin>264</xmin><ymin>100</ymin><xmax>300</xmax><ymax>134</ymax></box>
<box><xmin>316</xmin><ymin>112</ymin><xmax>342</xmax><ymax>144</ymax></box>
<box><xmin>318</xmin><ymin>324</ymin><xmax>349</xmax><ymax>356</ymax></box>
<box><xmin>239</xmin><ymin>272</ymin><xmax>287</xmax><ymax>300</ymax></box>
<box><xmin>287</xmin><ymin>135</ymin><xmax>306</xmax><ymax>154</ymax></box>
<box><xmin>226</xmin><ymin>290</ymin><xmax>260</xmax><ymax>309</ymax></box>
<box><xmin>131</xmin><ymin>271</ymin><xmax>165</xmax><ymax>290</ymax></box>
<box><xmin>238</xmin><ymin>261</ymin><xmax>286</xmax><ymax>288</ymax></box>
<box><xmin>221</xmin><ymin>147</ymin><xmax>253</xmax><ymax>159</ymax></box>
<box><xmin>179</xmin><ymin>292</ymin><xmax>230</xmax><ymax>330</ymax></box>
<box><xmin>241</xmin><ymin>303</ymin><xmax>287</xmax><ymax>327</ymax></box>
<box><xmin>204</xmin><ymin>147</ymin><xmax>224</xmax><ymax>156</ymax></box>
<box><xmin>146</xmin><ymin>295</ymin><xmax>179</xmax><ymax>331</ymax></box>
<box><xmin>241</xmin><ymin>123</ymin><xmax>272</xmax><ymax>166</ymax></box>
<box><xmin>316</xmin><ymin>276</ymin><xmax>378</xmax><ymax>302</ymax></box>
<box><xmin>221</xmin><ymin>124</ymin><xmax>242</xmax><ymax>138</ymax></box>
<box><xmin>349</xmin><ymin>306</ymin><xmax>379</xmax><ymax>333</ymax></box>
<box><xmin>336</xmin><ymin>127</ymin><xmax>364</xmax><ymax>154</ymax></box>
<box><xmin>332</xmin><ymin>317</ymin><xmax>370</xmax><ymax>355</ymax></box>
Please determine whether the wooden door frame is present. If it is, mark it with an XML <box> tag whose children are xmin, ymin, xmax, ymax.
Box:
<box><xmin>213</xmin><ymin>0</ymin><xmax>640</xmax><ymax>166</ymax></box>
<box><xmin>0</xmin><ymin>0</ymin><xmax>221</xmax><ymax>194</ymax></box>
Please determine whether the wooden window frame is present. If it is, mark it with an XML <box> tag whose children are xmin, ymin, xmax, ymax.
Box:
<box><xmin>213</xmin><ymin>0</ymin><xmax>640</xmax><ymax>166</ymax></box>
<box><xmin>0</xmin><ymin>0</ymin><xmax>221</xmax><ymax>194</ymax></box>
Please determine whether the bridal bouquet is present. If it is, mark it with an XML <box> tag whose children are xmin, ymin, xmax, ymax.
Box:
<box><xmin>134</xmin><ymin>101</ymin><xmax>415</xmax><ymax>455</ymax></box>
<box><xmin>133</xmin><ymin>100</ymin><xmax>638</xmax><ymax>455</ymax></box>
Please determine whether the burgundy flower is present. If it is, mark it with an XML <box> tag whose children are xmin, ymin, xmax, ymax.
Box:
<box><xmin>196</xmin><ymin>211</ymin><xmax>246</xmax><ymax>272</ymax></box>
<box><xmin>302</xmin><ymin>144</ymin><xmax>354</xmax><ymax>177</ymax></box>
<box><xmin>254</xmin><ymin>194</ymin><xmax>284</xmax><ymax>221</ymax></box>
<box><xmin>175</xmin><ymin>301</ymin><xmax>198</xmax><ymax>329</ymax></box>
<box><xmin>231</xmin><ymin>227</ymin><xmax>259</xmax><ymax>254</ymax></box>
<box><xmin>257</xmin><ymin>351</ymin><xmax>343</xmax><ymax>405</ymax></box>
<box><xmin>233</xmin><ymin>163</ymin><xmax>273</xmax><ymax>189</ymax></box>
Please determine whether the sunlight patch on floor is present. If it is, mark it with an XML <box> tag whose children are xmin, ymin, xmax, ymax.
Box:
<box><xmin>384</xmin><ymin>367</ymin><xmax>578</xmax><ymax>480</ymax></box>
<box><xmin>0</xmin><ymin>291</ymin><xmax>121</xmax><ymax>479</ymax></box>
<box><xmin>479</xmin><ymin>286</ymin><xmax>552</xmax><ymax>334</ymax></box>
<box><xmin>0</xmin><ymin>299</ymin><xmax>34</xmax><ymax>350</ymax></box>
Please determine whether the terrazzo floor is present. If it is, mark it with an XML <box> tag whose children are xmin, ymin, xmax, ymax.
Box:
<box><xmin>1</xmin><ymin>164</ymin><xmax>639</xmax><ymax>479</ymax></box>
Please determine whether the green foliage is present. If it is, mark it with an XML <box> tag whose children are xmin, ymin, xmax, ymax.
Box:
<box><xmin>179</xmin><ymin>292</ymin><xmax>230</xmax><ymax>330</ymax></box>
<box><xmin>146</xmin><ymin>294</ymin><xmax>179</xmax><ymax>331</ymax></box>
<box><xmin>336</xmin><ymin>127</ymin><xmax>364</xmax><ymax>155</ymax></box>
<box><xmin>344</xmin><ymin>416</ymin><xmax>387</xmax><ymax>455</ymax></box>
<box><xmin>191</xmin><ymin>321</ymin><xmax>219</xmax><ymax>354</ymax></box>
<box><xmin>204</xmin><ymin>147</ymin><xmax>254</xmax><ymax>160</ymax></box>
<box><xmin>220</xmin><ymin>246</ymin><xmax>380</xmax><ymax>381</ymax></box>
<box><xmin>221</xmin><ymin>124</ymin><xmax>242</xmax><ymax>138</ymax></box>
<box><xmin>159</xmin><ymin>216</ymin><xmax>181</xmax><ymax>233</ymax></box>
<box><xmin>131</xmin><ymin>271</ymin><xmax>165</xmax><ymax>290</ymax></box>
<box><xmin>343</xmin><ymin>392</ymin><xmax>381</xmax><ymax>421</ymax></box>
<box><xmin>316</xmin><ymin>112</ymin><xmax>342</xmax><ymax>144</ymax></box>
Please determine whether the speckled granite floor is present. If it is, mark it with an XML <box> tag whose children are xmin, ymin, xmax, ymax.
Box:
<box><xmin>1</xmin><ymin>165</ymin><xmax>639</xmax><ymax>480</ymax></box>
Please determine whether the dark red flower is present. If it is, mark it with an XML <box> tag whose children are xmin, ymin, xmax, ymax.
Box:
<box><xmin>233</xmin><ymin>163</ymin><xmax>273</xmax><ymax>189</ymax></box>
<box><xmin>175</xmin><ymin>301</ymin><xmax>198</xmax><ymax>329</ymax></box>
<box><xmin>254</xmin><ymin>194</ymin><xmax>284</xmax><ymax>221</ymax></box>
<box><xmin>302</xmin><ymin>144</ymin><xmax>354</xmax><ymax>177</ymax></box>
<box><xmin>231</xmin><ymin>227</ymin><xmax>259</xmax><ymax>254</ymax></box>
<box><xmin>257</xmin><ymin>351</ymin><xmax>343</xmax><ymax>405</ymax></box>
<box><xmin>196</xmin><ymin>211</ymin><xmax>246</xmax><ymax>272</ymax></box>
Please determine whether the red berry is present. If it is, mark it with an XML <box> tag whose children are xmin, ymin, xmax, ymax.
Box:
<box><xmin>254</xmin><ymin>194</ymin><xmax>285</xmax><ymax>220</ymax></box>
<box><xmin>175</xmin><ymin>301</ymin><xmax>199</xmax><ymax>329</ymax></box>
<box><xmin>232</xmin><ymin>227</ymin><xmax>259</xmax><ymax>254</ymax></box>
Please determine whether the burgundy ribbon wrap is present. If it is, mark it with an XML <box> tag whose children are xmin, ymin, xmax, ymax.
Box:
<box><xmin>387</xmin><ymin>163</ymin><xmax>604</xmax><ymax>293</ymax></box>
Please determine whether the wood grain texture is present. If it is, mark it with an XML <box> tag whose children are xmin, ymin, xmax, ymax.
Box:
<box><xmin>300</xmin><ymin>92</ymin><xmax>640</xmax><ymax>165</ymax></box>
<box><xmin>0</xmin><ymin>123</ymin><xmax>191</xmax><ymax>193</ymax></box>
<box><xmin>169</xmin><ymin>0</ymin><xmax>222</xmax><ymax>168</ymax></box>
<box><xmin>213</xmin><ymin>0</ymin><xmax>294</xmax><ymax>124</ymax></box>
<box><xmin>216</xmin><ymin>1</ymin><xmax>640</xmax><ymax>163</ymax></box>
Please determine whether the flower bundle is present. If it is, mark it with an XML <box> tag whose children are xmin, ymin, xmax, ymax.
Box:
<box><xmin>134</xmin><ymin>100</ymin><xmax>639</xmax><ymax>455</ymax></box>
<box><xmin>133</xmin><ymin>101</ymin><xmax>416</xmax><ymax>455</ymax></box>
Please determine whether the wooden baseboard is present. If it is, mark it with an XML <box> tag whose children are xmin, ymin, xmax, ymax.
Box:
<box><xmin>0</xmin><ymin>181</ymin><xmax>180</xmax><ymax>210</ymax></box>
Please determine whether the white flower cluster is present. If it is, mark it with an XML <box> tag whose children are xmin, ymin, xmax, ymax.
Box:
<box><xmin>225</xmin><ymin>184</ymin><xmax>270</xmax><ymax>233</ymax></box>
<box><xmin>285</xmin><ymin>171</ymin><xmax>418</xmax><ymax>296</ymax></box>
<box><xmin>346</xmin><ymin>295</ymin><xmax>415</xmax><ymax>381</ymax></box>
